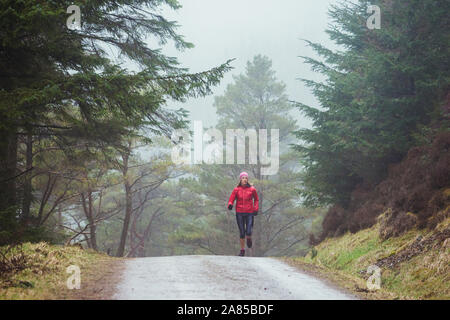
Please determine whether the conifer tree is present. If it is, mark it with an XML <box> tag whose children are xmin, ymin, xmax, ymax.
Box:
<box><xmin>174</xmin><ymin>55</ymin><xmax>314</xmax><ymax>256</ymax></box>
<box><xmin>0</xmin><ymin>0</ymin><xmax>233</xmax><ymax>244</ymax></box>
<box><xmin>292</xmin><ymin>0</ymin><xmax>450</xmax><ymax>208</ymax></box>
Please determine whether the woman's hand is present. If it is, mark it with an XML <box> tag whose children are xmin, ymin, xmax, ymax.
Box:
<box><xmin>228</xmin><ymin>204</ymin><xmax>233</xmax><ymax>210</ymax></box>
<box><xmin>253</xmin><ymin>210</ymin><xmax>258</xmax><ymax>216</ymax></box>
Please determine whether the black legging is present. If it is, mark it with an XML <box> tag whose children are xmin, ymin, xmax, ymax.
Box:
<box><xmin>236</xmin><ymin>213</ymin><xmax>254</xmax><ymax>238</ymax></box>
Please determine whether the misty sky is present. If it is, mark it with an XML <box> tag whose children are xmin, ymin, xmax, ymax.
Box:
<box><xmin>128</xmin><ymin>0</ymin><xmax>341</xmax><ymax>130</ymax></box>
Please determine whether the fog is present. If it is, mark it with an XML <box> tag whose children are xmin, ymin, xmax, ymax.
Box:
<box><xmin>132</xmin><ymin>0</ymin><xmax>341</xmax><ymax>130</ymax></box>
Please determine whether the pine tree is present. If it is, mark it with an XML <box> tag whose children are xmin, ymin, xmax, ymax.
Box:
<box><xmin>291</xmin><ymin>0</ymin><xmax>450</xmax><ymax>208</ymax></box>
<box><xmin>0</xmin><ymin>0</ymin><xmax>234</xmax><ymax>244</ymax></box>
<box><xmin>174</xmin><ymin>55</ymin><xmax>313</xmax><ymax>256</ymax></box>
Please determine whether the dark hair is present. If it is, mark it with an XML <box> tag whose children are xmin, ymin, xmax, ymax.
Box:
<box><xmin>236</xmin><ymin>177</ymin><xmax>253</xmax><ymax>188</ymax></box>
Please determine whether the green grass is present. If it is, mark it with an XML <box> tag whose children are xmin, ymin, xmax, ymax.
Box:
<box><xmin>283</xmin><ymin>217</ymin><xmax>450</xmax><ymax>300</ymax></box>
<box><xmin>0</xmin><ymin>242</ymin><xmax>119</xmax><ymax>299</ymax></box>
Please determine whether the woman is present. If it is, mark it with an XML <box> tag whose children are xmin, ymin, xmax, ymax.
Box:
<box><xmin>227</xmin><ymin>172</ymin><xmax>259</xmax><ymax>256</ymax></box>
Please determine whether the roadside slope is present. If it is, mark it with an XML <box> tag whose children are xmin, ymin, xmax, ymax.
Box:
<box><xmin>0</xmin><ymin>242</ymin><xmax>125</xmax><ymax>299</ymax></box>
<box><xmin>283</xmin><ymin>216</ymin><xmax>450</xmax><ymax>300</ymax></box>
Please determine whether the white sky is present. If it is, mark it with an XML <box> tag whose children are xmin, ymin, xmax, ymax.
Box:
<box><xmin>121</xmin><ymin>0</ymin><xmax>341</xmax><ymax>130</ymax></box>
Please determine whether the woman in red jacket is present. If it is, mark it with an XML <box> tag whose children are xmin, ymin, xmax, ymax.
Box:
<box><xmin>227</xmin><ymin>172</ymin><xmax>259</xmax><ymax>256</ymax></box>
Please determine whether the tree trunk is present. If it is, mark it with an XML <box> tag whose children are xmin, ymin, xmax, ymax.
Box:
<box><xmin>89</xmin><ymin>223</ymin><xmax>97</xmax><ymax>250</ymax></box>
<box><xmin>87</xmin><ymin>191</ymin><xmax>97</xmax><ymax>251</ymax></box>
<box><xmin>137</xmin><ymin>241</ymin><xmax>145</xmax><ymax>257</ymax></box>
<box><xmin>57</xmin><ymin>206</ymin><xmax>62</xmax><ymax>232</ymax></box>
<box><xmin>117</xmin><ymin>181</ymin><xmax>132</xmax><ymax>256</ymax></box>
<box><xmin>0</xmin><ymin>127</ymin><xmax>18</xmax><ymax>219</ymax></box>
<box><xmin>81</xmin><ymin>190</ymin><xmax>97</xmax><ymax>250</ymax></box>
<box><xmin>21</xmin><ymin>127</ymin><xmax>33</xmax><ymax>225</ymax></box>
<box><xmin>117</xmin><ymin>152</ymin><xmax>132</xmax><ymax>257</ymax></box>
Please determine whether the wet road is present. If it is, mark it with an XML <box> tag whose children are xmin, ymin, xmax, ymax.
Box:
<box><xmin>113</xmin><ymin>255</ymin><xmax>356</xmax><ymax>300</ymax></box>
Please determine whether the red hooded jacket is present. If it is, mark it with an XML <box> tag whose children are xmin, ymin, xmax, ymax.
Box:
<box><xmin>227</xmin><ymin>183</ymin><xmax>259</xmax><ymax>213</ymax></box>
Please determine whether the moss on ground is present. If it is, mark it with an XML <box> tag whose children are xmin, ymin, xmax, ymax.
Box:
<box><xmin>281</xmin><ymin>217</ymin><xmax>450</xmax><ymax>300</ymax></box>
<box><xmin>0</xmin><ymin>242</ymin><xmax>125</xmax><ymax>299</ymax></box>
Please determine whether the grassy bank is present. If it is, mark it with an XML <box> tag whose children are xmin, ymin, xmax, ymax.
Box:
<box><xmin>281</xmin><ymin>216</ymin><xmax>450</xmax><ymax>300</ymax></box>
<box><xmin>0</xmin><ymin>242</ymin><xmax>125</xmax><ymax>299</ymax></box>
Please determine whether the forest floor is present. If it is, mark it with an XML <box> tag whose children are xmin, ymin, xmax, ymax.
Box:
<box><xmin>0</xmin><ymin>242</ymin><xmax>126</xmax><ymax>299</ymax></box>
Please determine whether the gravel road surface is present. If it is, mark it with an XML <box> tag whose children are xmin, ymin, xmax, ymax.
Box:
<box><xmin>113</xmin><ymin>255</ymin><xmax>356</xmax><ymax>300</ymax></box>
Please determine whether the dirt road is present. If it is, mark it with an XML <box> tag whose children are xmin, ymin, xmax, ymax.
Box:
<box><xmin>113</xmin><ymin>255</ymin><xmax>356</xmax><ymax>299</ymax></box>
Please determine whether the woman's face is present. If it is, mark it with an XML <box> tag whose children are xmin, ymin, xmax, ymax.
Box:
<box><xmin>240</xmin><ymin>176</ymin><xmax>248</xmax><ymax>184</ymax></box>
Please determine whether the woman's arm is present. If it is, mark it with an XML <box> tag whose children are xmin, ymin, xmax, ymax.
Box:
<box><xmin>252</xmin><ymin>187</ymin><xmax>259</xmax><ymax>212</ymax></box>
<box><xmin>228</xmin><ymin>188</ymin><xmax>237</xmax><ymax>208</ymax></box>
